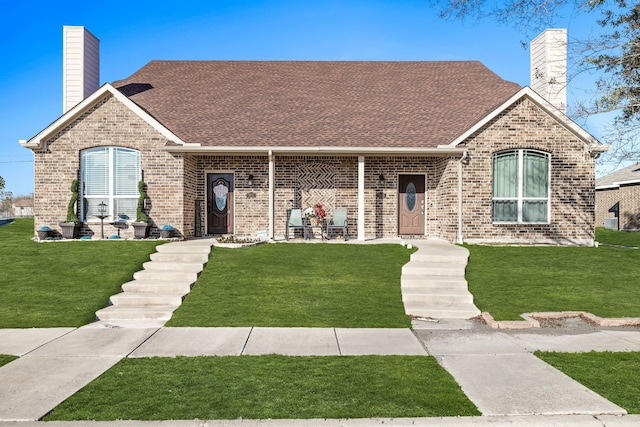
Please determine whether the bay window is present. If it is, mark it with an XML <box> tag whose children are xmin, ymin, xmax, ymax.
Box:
<box><xmin>80</xmin><ymin>147</ymin><xmax>141</xmax><ymax>222</ymax></box>
<box><xmin>492</xmin><ymin>149</ymin><xmax>550</xmax><ymax>223</ymax></box>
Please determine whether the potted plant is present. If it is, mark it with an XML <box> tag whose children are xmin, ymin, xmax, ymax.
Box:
<box><xmin>132</xmin><ymin>181</ymin><xmax>149</xmax><ymax>239</ymax></box>
<box><xmin>160</xmin><ymin>224</ymin><xmax>174</xmax><ymax>239</ymax></box>
<box><xmin>59</xmin><ymin>179</ymin><xmax>80</xmax><ymax>239</ymax></box>
<box><xmin>37</xmin><ymin>226</ymin><xmax>52</xmax><ymax>240</ymax></box>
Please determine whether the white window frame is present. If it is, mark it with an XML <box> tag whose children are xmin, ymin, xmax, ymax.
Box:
<box><xmin>492</xmin><ymin>149</ymin><xmax>551</xmax><ymax>224</ymax></box>
<box><xmin>80</xmin><ymin>147</ymin><xmax>141</xmax><ymax>223</ymax></box>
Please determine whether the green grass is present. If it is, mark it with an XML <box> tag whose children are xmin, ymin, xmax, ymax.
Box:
<box><xmin>168</xmin><ymin>244</ymin><xmax>413</xmax><ymax>328</ymax></box>
<box><xmin>465</xmin><ymin>245</ymin><xmax>640</xmax><ymax>320</ymax></box>
<box><xmin>44</xmin><ymin>355</ymin><xmax>479</xmax><ymax>420</ymax></box>
<box><xmin>596</xmin><ymin>227</ymin><xmax>640</xmax><ymax>247</ymax></box>
<box><xmin>0</xmin><ymin>218</ymin><xmax>162</xmax><ymax>327</ymax></box>
<box><xmin>536</xmin><ymin>351</ymin><xmax>640</xmax><ymax>414</ymax></box>
<box><xmin>0</xmin><ymin>354</ymin><xmax>17</xmax><ymax>368</ymax></box>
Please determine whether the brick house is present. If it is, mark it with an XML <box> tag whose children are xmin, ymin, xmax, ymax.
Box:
<box><xmin>20</xmin><ymin>27</ymin><xmax>606</xmax><ymax>244</ymax></box>
<box><xmin>596</xmin><ymin>163</ymin><xmax>640</xmax><ymax>230</ymax></box>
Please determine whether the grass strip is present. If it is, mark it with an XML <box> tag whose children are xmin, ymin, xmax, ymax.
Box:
<box><xmin>0</xmin><ymin>219</ymin><xmax>162</xmax><ymax>327</ymax></box>
<box><xmin>536</xmin><ymin>351</ymin><xmax>640</xmax><ymax>414</ymax></box>
<box><xmin>0</xmin><ymin>354</ymin><xmax>17</xmax><ymax>368</ymax></box>
<box><xmin>596</xmin><ymin>227</ymin><xmax>640</xmax><ymax>247</ymax></box>
<box><xmin>44</xmin><ymin>355</ymin><xmax>479</xmax><ymax>420</ymax></box>
<box><xmin>465</xmin><ymin>245</ymin><xmax>640</xmax><ymax>320</ymax></box>
<box><xmin>169</xmin><ymin>243</ymin><xmax>413</xmax><ymax>328</ymax></box>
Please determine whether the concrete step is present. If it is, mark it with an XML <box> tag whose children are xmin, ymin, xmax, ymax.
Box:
<box><xmin>121</xmin><ymin>280</ymin><xmax>193</xmax><ymax>294</ymax></box>
<box><xmin>402</xmin><ymin>288</ymin><xmax>474</xmax><ymax>304</ymax></box>
<box><xmin>150</xmin><ymin>252</ymin><xmax>210</xmax><ymax>263</ymax></box>
<box><xmin>401</xmin><ymin>275</ymin><xmax>469</xmax><ymax>290</ymax></box>
<box><xmin>404</xmin><ymin>302</ymin><xmax>481</xmax><ymax>319</ymax></box>
<box><xmin>95</xmin><ymin>305</ymin><xmax>176</xmax><ymax>321</ymax></box>
<box><xmin>402</xmin><ymin>261</ymin><xmax>466</xmax><ymax>276</ymax></box>
<box><xmin>156</xmin><ymin>241</ymin><xmax>214</xmax><ymax>254</ymax></box>
<box><xmin>411</xmin><ymin>252</ymin><xmax>468</xmax><ymax>264</ymax></box>
<box><xmin>133</xmin><ymin>270</ymin><xmax>198</xmax><ymax>283</ymax></box>
<box><xmin>109</xmin><ymin>292</ymin><xmax>185</xmax><ymax>307</ymax></box>
<box><xmin>142</xmin><ymin>261</ymin><xmax>204</xmax><ymax>273</ymax></box>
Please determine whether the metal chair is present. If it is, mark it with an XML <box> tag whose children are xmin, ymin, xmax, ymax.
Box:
<box><xmin>326</xmin><ymin>208</ymin><xmax>348</xmax><ymax>240</ymax></box>
<box><xmin>285</xmin><ymin>208</ymin><xmax>307</xmax><ymax>240</ymax></box>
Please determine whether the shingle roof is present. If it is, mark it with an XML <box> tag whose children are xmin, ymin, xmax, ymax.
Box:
<box><xmin>112</xmin><ymin>61</ymin><xmax>521</xmax><ymax>148</ymax></box>
<box><xmin>596</xmin><ymin>163</ymin><xmax>640</xmax><ymax>188</ymax></box>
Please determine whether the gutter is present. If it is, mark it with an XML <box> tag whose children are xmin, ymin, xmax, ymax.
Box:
<box><xmin>163</xmin><ymin>145</ymin><xmax>467</xmax><ymax>156</ymax></box>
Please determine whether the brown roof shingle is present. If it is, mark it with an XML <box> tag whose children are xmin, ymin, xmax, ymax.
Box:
<box><xmin>112</xmin><ymin>61</ymin><xmax>521</xmax><ymax>148</ymax></box>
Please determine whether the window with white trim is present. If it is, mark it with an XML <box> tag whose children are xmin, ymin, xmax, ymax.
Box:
<box><xmin>80</xmin><ymin>147</ymin><xmax>141</xmax><ymax>222</ymax></box>
<box><xmin>492</xmin><ymin>149</ymin><xmax>550</xmax><ymax>223</ymax></box>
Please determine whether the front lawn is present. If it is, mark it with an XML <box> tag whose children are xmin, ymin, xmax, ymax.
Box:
<box><xmin>466</xmin><ymin>244</ymin><xmax>640</xmax><ymax>320</ymax></box>
<box><xmin>0</xmin><ymin>219</ymin><xmax>162</xmax><ymax>327</ymax></box>
<box><xmin>536</xmin><ymin>351</ymin><xmax>640</xmax><ymax>414</ymax></box>
<box><xmin>168</xmin><ymin>243</ymin><xmax>413</xmax><ymax>328</ymax></box>
<box><xmin>44</xmin><ymin>355</ymin><xmax>479</xmax><ymax>420</ymax></box>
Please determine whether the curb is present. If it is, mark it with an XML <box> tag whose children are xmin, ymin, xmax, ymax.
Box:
<box><xmin>482</xmin><ymin>311</ymin><xmax>640</xmax><ymax>329</ymax></box>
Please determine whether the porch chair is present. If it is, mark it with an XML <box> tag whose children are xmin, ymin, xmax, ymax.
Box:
<box><xmin>326</xmin><ymin>208</ymin><xmax>348</xmax><ymax>240</ymax></box>
<box><xmin>285</xmin><ymin>208</ymin><xmax>307</xmax><ymax>240</ymax></box>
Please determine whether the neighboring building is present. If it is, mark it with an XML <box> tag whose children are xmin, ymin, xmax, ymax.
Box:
<box><xmin>12</xmin><ymin>196</ymin><xmax>34</xmax><ymax>218</ymax></box>
<box><xmin>20</xmin><ymin>27</ymin><xmax>606</xmax><ymax>244</ymax></box>
<box><xmin>596</xmin><ymin>163</ymin><xmax>640</xmax><ymax>230</ymax></box>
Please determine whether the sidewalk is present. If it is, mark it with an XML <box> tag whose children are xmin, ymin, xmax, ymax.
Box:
<box><xmin>1</xmin><ymin>322</ymin><xmax>639</xmax><ymax>425</ymax></box>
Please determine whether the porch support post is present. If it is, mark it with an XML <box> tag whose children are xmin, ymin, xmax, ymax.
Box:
<box><xmin>358</xmin><ymin>155</ymin><xmax>365</xmax><ymax>241</ymax></box>
<box><xmin>268</xmin><ymin>150</ymin><xmax>275</xmax><ymax>241</ymax></box>
<box><xmin>457</xmin><ymin>155</ymin><xmax>464</xmax><ymax>244</ymax></box>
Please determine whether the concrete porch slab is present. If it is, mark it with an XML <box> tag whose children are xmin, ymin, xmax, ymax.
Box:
<box><xmin>243</xmin><ymin>327</ymin><xmax>339</xmax><ymax>356</ymax></box>
<box><xmin>334</xmin><ymin>328</ymin><xmax>427</xmax><ymax>356</ymax></box>
<box><xmin>129</xmin><ymin>327</ymin><xmax>252</xmax><ymax>357</ymax></box>
<box><xmin>437</xmin><ymin>353</ymin><xmax>627</xmax><ymax>416</ymax></box>
<box><xmin>25</xmin><ymin>328</ymin><xmax>158</xmax><ymax>358</ymax></box>
<box><xmin>0</xmin><ymin>356</ymin><xmax>121</xmax><ymax>421</ymax></box>
<box><xmin>0</xmin><ymin>328</ymin><xmax>75</xmax><ymax>356</ymax></box>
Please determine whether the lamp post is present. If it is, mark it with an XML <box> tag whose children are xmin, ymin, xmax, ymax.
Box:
<box><xmin>97</xmin><ymin>201</ymin><xmax>108</xmax><ymax>239</ymax></box>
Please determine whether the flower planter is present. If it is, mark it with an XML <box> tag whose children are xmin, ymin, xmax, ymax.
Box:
<box><xmin>59</xmin><ymin>222</ymin><xmax>80</xmax><ymax>239</ymax></box>
<box><xmin>37</xmin><ymin>229</ymin><xmax>51</xmax><ymax>240</ymax></box>
<box><xmin>132</xmin><ymin>222</ymin><xmax>149</xmax><ymax>239</ymax></box>
<box><xmin>160</xmin><ymin>225</ymin><xmax>174</xmax><ymax>239</ymax></box>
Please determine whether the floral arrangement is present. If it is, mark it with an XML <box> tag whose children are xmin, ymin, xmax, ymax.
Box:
<box><xmin>304</xmin><ymin>203</ymin><xmax>326</xmax><ymax>225</ymax></box>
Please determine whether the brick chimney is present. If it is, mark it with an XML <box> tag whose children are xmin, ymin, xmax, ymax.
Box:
<box><xmin>530</xmin><ymin>29</ymin><xmax>567</xmax><ymax>113</ymax></box>
<box><xmin>63</xmin><ymin>26</ymin><xmax>100</xmax><ymax>113</ymax></box>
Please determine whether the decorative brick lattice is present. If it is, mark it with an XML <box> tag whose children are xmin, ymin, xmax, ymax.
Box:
<box><xmin>296</xmin><ymin>163</ymin><xmax>336</xmax><ymax>212</ymax></box>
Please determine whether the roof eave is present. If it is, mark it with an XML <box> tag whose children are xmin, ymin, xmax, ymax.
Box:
<box><xmin>21</xmin><ymin>83</ymin><xmax>186</xmax><ymax>151</ymax></box>
<box><xmin>446</xmin><ymin>87</ymin><xmax>606</xmax><ymax>150</ymax></box>
<box><xmin>163</xmin><ymin>145</ymin><xmax>467</xmax><ymax>156</ymax></box>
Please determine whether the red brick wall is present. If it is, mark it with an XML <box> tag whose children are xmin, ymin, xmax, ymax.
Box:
<box><xmin>461</xmin><ymin>98</ymin><xmax>596</xmax><ymax>245</ymax></box>
<box><xmin>33</xmin><ymin>95</ymin><xmax>185</xmax><ymax>239</ymax></box>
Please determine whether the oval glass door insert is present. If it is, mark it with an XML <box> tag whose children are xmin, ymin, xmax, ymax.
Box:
<box><xmin>213</xmin><ymin>182</ymin><xmax>229</xmax><ymax>211</ymax></box>
<box><xmin>406</xmin><ymin>182</ymin><xmax>417</xmax><ymax>211</ymax></box>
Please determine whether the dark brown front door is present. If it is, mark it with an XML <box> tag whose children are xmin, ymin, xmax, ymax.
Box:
<box><xmin>207</xmin><ymin>173</ymin><xmax>234</xmax><ymax>234</ymax></box>
<box><xmin>398</xmin><ymin>174</ymin><xmax>425</xmax><ymax>235</ymax></box>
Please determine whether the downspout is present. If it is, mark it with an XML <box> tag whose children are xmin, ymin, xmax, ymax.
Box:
<box><xmin>358</xmin><ymin>156</ymin><xmax>365</xmax><ymax>241</ymax></box>
<box><xmin>268</xmin><ymin>150</ymin><xmax>274</xmax><ymax>241</ymax></box>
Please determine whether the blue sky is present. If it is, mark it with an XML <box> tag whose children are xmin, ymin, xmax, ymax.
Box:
<box><xmin>1</xmin><ymin>0</ymin><xmax>606</xmax><ymax>196</ymax></box>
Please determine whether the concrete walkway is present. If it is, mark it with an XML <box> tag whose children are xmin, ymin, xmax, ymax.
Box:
<box><xmin>1</xmin><ymin>323</ymin><xmax>640</xmax><ymax>424</ymax></box>
<box><xmin>401</xmin><ymin>239</ymin><xmax>480</xmax><ymax>319</ymax></box>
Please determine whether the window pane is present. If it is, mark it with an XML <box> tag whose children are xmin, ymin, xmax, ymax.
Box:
<box><xmin>84</xmin><ymin>198</ymin><xmax>109</xmax><ymax>220</ymax></box>
<box><xmin>523</xmin><ymin>151</ymin><xmax>549</xmax><ymax>198</ymax></box>
<box><xmin>493</xmin><ymin>200</ymin><xmax>517</xmax><ymax>222</ymax></box>
<box><xmin>114</xmin><ymin>198</ymin><xmax>137</xmax><ymax>221</ymax></box>
<box><xmin>82</xmin><ymin>148</ymin><xmax>108</xmax><ymax>196</ymax></box>
<box><xmin>114</xmin><ymin>148</ymin><xmax>140</xmax><ymax>196</ymax></box>
<box><xmin>523</xmin><ymin>200</ymin><xmax>548</xmax><ymax>222</ymax></box>
<box><xmin>493</xmin><ymin>152</ymin><xmax>518</xmax><ymax>198</ymax></box>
